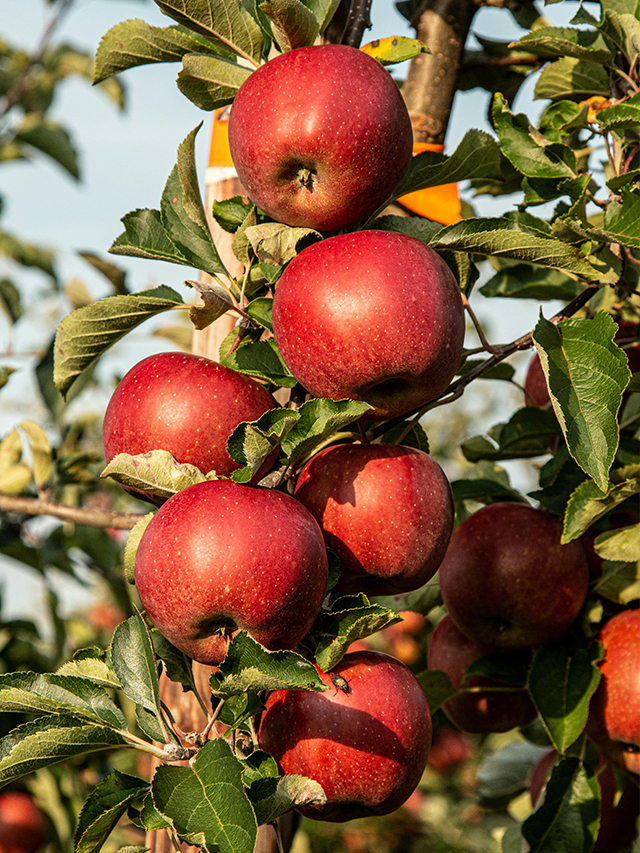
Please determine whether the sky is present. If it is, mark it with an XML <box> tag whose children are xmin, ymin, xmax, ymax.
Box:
<box><xmin>0</xmin><ymin>0</ymin><xmax>584</xmax><ymax>623</ymax></box>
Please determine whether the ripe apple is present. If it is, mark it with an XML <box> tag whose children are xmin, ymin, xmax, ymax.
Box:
<box><xmin>272</xmin><ymin>230</ymin><xmax>465</xmax><ymax>420</ymax></box>
<box><xmin>134</xmin><ymin>479</ymin><xmax>328</xmax><ymax>664</ymax></box>
<box><xmin>586</xmin><ymin>608</ymin><xmax>640</xmax><ymax>775</ymax></box>
<box><xmin>427</xmin><ymin>614</ymin><xmax>536</xmax><ymax>734</ymax></box>
<box><xmin>438</xmin><ymin>502</ymin><xmax>589</xmax><ymax>649</ymax></box>
<box><xmin>427</xmin><ymin>726</ymin><xmax>474</xmax><ymax>772</ymax></box>
<box><xmin>0</xmin><ymin>791</ymin><xmax>46</xmax><ymax>853</ymax></box>
<box><xmin>227</xmin><ymin>44</ymin><xmax>413</xmax><ymax>232</ymax></box>
<box><xmin>530</xmin><ymin>749</ymin><xmax>639</xmax><ymax>852</ymax></box>
<box><xmin>294</xmin><ymin>443</ymin><xmax>454</xmax><ymax>596</ymax></box>
<box><xmin>103</xmin><ymin>352</ymin><xmax>277</xmax><ymax>498</ymax></box>
<box><xmin>258</xmin><ymin>649</ymin><xmax>431</xmax><ymax>822</ymax></box>
<box><xmin>523</xmin><ymin>353</ymin><xmax>550</xmax><ymax>408</ymax></box>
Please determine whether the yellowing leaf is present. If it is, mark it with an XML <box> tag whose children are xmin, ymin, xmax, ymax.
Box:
<box><xmin>361</xmin><ymin>36</ymin><xmax>429</xmax><ymax>66</ymax></box>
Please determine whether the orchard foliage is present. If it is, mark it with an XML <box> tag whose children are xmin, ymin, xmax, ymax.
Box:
<box><xmin>0</xmin><ymin>0</ymin><xmax>639</xmax><ymax>852</ymax></box>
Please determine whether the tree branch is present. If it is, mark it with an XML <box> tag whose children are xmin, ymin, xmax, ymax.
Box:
<box><xmin>0</xmin><ymin>492</ymin><xmax>145</xmax><ymax>529</ymax></box>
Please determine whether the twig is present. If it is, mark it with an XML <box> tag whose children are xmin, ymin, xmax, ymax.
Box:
<box><xmin>0</xmin><ymin>492</ymin><xmax>146</xmax><ymax>529</ymax></box>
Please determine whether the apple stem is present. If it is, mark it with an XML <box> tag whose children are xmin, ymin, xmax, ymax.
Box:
<box><xmin>462</xmin><ymin>294</ymin><xmax>498</xmax><ymax>355</ymax></box>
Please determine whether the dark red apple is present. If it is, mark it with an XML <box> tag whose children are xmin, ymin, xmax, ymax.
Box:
<box><xmin>228</xmin><ymin>44</ymin><xmax>413</xmax><ymax>232</ymax></box>
<box><xmin>586</xmin><ymin>608</ymin><xmax>640</xmax><ymax>776</ymax></box>
<box><xmin>530</xmin><ymin>749</ymin><xmax>639</xmax><ymax>852</ymax></box>
<box><xmin>439</xmin><ymin>503</ymin><xmax>589</xmax><ymax>649</ymax></box>
<box><xmin>427</xmin><ymin>726</ymin><xmax>474</xmax><ymax>772</ymax></box>
<box><xmin>427</xmin><ymin>614</ymin><xmax>536</xmax><ymax>734</ymax></box>
<box><xmin>258</xmin><ymin>649</ymin><xmax>431</xmax><ymax>822</ymax></box>
<box><xmin>0</xmin><ymin>791</ymin><xmax>46</xmax><ymax>853</ymax></box>
<box><xmin>523</xmin><ymin>353</ymin><xmax>550</xmax><ymax>408</ymax></box>
<box><xmin>272</xmin><ymin>230</ymin><xmax>465</xmax><ymax>420</ymax></box>
<box><xmin>134</xmin><ymin>479</ymin><xmax>328</xmax><ymax>665</ymax></box>
<box><xmin>103</xmin><ymin>352</ymin><xmax>277</xmax><ymax>493</ymax></box>
<box><xmin>294</xmin><ymin>443</ymin><xmax>454</xmax><ymax>596</ymax></box>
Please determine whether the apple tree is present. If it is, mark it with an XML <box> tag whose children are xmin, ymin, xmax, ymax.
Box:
<box><xmin>0</xmin><ymin>0</ymin><xmax>639</xmax><ymax>852</ymax></box>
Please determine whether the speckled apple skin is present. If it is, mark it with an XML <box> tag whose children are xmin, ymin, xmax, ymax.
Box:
<box><xmin>103</xmin><ymin>352</ymin><xmax>277</xmax><ymax>485</ymax></box>
<box><xmin>228</xmin><ymin>45</ymin><xmax>413</xmax><ymax>232</ymax></box>
<box><xmin>272</xmin><ymin>230</ymin><xmax>465</xmax><ymax>420</ymax></box>
<box><xmin>439</xmin><ymin>503</ymin><xmax>589</xmax><ymax>650</ymax></box>
<box><xmin>427</xmin><ymin>614</ymin><xmax>536</xmax><ymax>734</ymax></box>
<box><xmin>294</xmin><ymin>443</ymin><xmax>454</xmax><ymax>595</ymax></box>
<box><xmin>586</xmin><ymin>608</ymin><xmax>640</xmax><ymax>775</ymax></box>
<box><xmin>258</xmin><ymin>650</ymin><xmax>432</xmax><ymax>822</ymax></box>
<box><xmin>134</xmin><ymin>480</ymin><xmax>328</xmax><ymax>665</ymax></box>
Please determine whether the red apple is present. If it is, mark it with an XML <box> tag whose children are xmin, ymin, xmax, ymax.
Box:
<box><xmin>294</xmin><ymin>443</ymin><xmax>454</xmax><ymax>595</ymax></box>
<box><xmin>427</xmin><ymin>614</ymin><xmax>536</xmax><ymax>734</ymax></box>
<box><xmin>272</xmin><ymin>230</ymin><xmax>465</xmax><ymax>420</ymax></box>
<box><xmin>227</xmin><ymin>44</ymin><xmax>413</xmax><ymax>232</ymax></box>
<box><xmin>258</xmin><ymin>649</ymin><xmax>432</xmax><ymax>822</ymax></box>
<box><xmin>0</xmin><ymin>791</ymin><xmax>46</xmax><ymax>853</ymax></box>
<box><xmin>438</xmin><ymin>502</ymin><xmax>589</xmax><ymax>649</ymax></box>
<box><xmin>134</xmin><ymin>479</ymin><xmax>328</xmax><ymax>664</ymax></box>
<box><xmin>523</xmin><ymin>353</ymin><xmax>550</xmax><ymax>408</ymax></box>
<box><xmin>530</xmin><ymin>749</ymin><xmax>639</xmax><ymax>852</ymax></box>
<box><xmin>103</xmin><ymin>352</ymin><xmax>277</xmax><ymax>497</ymax></box>
<box><xmin>586</xmin><ymin>608</ymin><xmax>640</xmax><ymax>776</ymax></box>
<box><xmin>427</xmin><ymin>726</ymin><xmax>474</xmax><ymax>772</ymax></box>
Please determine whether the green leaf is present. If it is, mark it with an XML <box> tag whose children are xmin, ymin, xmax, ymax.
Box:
<box><xmin>244</xmin><ymin>222</ymin><xmax>320</xmax><ymax>266</ymax></box>
<box><xmin>101</xmin><ymin>450</ymin><xmax>210</xmax><ymax>503</ymax></box>
<box><xmin>522</xmin><ymin>757</ymin><xmax>600</xmax><ymax>853</ymax></box>
<box><xmin>123</xmin><ymin>512</ymin><xmax>155</xmax><ymax>585</ymax></box>
<box><xmin>533</xmin><ymin>313</ymin><xmax>631</xmax><ymax>492</ymax></box>
<box><xmin>259</xmin><ymin>0</ymin><xmax>319</xmax><ymax>50</ymax></box>
<box><xmin>593</xmin><ymin>560</ymin><xmax>640</xmax><ymax>604</ymax></box>
<box><xmin>463</xmin><ymin>653</ymin><xmax>529</xmax><ymax>687</ymax></box>
<box><xmin>0</xmin><ymin>228</ymin><xmax>57</xmax><ymax>281</ymax></box>
<box><xmin>212</xmin><ymin>195</ymin><xmax>254</xmax><ymax>233</ymax></box>
<box><xmin>151</xmin><ymin>631</ymin><xmax>202</xmax><ymax>698</ymax></box>
<box><xmin>563</xmin><ymin>476</ymin><xmax>640</xmax><ymax>541</ymax></box>
<box><xmin>597</xmin><ymin>91</ymin><xmax>640</xmax><ymax>132</ymax></box>
<box><xmin>314</xmin><ymin>594</ymin><xmax>402</xmax><ymax>672</ymax></box>
<box><xmin>595</xmin><ymin>522</ymin><xmax>640</xmax><ymax>561</ymax></box>
<box><xmin>0</xmin><ymin>715</ymin><xmax>127</xmax><ymax>788</ymax></box>
<box><xmin>154</xmin><ymin>0</ymin><xmax>264</xmax><ymax>64</ymax></box>
<box><xmin>380</xmin><ymin>421</ymin><xmax>430</xmax><ymax>454</ymax></box>
<box><xmin>56</xmin><ymin>647</ymin><xmax>121</xmax><ymax>690</ymax></box>
<box><xmin>222</xmin><ymin>338</ymin><xmax>297</xmax><ymax>387</ymax></box>
<box><xmin>109</xmin><ymin>614</ymin><xmax>164</xmax><ymax>723</ymax></box>
<box><xmin>54</xmin><ymin>286</ymin><xmax>183</xmax><ymax>398</ymax></box>
<box><xmin>217</xmin><ymin>692</ymin><xmax>266</xmax><ymax>731</ymax></box>
<box><xmin>211</xmin><ymin>631</ymin><xmax>326</xmax><ymax>698</ymax></box>
<box><xmin>227</xmin><ymin>407</ymin><xmax>298</xmax><ymax>481</ymax></box>
<box><xmin>511</xmin><ymin>26</ymin><xmax>615</xmax><ymax>65</ymax></box>
<box><xmin>78</xmin><ymin>252</ymin><xmax>128</xmax><ymax>295</ymax></box>
<box><xmin>600</xmin><ymin>185</ymin><xmax>640</xmax><ymax>249</ymax></box>
<box><xmin>461</xmin><ymin>407</ymin><xmax>561</xmax><ymax>463</ymax></box>
<box><xmin>177</xmin><ymin>54</ymin><xmax>253</xmax><ymax>110</ymax></box>
<box><xmin>94</xmin><ymin>20</ymin><xmax>228</xmax><ymax>82</ymax></box>
<box><xmin>109</xmin><ymin>208</ymin><xmax>189</xmax><ymax>265</ymax></box>
<box><xmin>527</xmin><ymin>641</ymin><xmax>602</xmax><ymax>754</ymax></box>
<box><xmin>432</xmin><ymin>217</ymin><xmax>605</xmax><ymax>282</ymax></box>
<box><xmin>0</xmin><ymin>672</ymin><xmax>127</xmax><ymax>729</ymax></box>
<box><xmin>0</xmin><ymin>279</ymin><xmax>22</xmax><ymax>323</ymax></box>
<box><xmin>477</xmin><ymin>742</ymin><xmax>551</xmax><ymax>804</ymax></box>
<box><xmin>450</xmin><ymin>478</ymin><xmax>524</xmax><ymax>505</ymax></box>
<box><xmin>360</xmin><ymin>36</ymin><xmax>429</xmax><ymax>66</ymax></box>
<box><xmin>480</xmin><ymin>264</ymin><xmax>586</xmax><ymax>301</ymax></box>
<box><xmin>151</xmin><ymin>739</ymin><xmax>258</xmax><ymax>853</ymax></box>
<box><xmin>394</xmin><ymin>129</ymin><xmax>502</xmax><ymax>198</ymax></box>
<box><xmin>14</xmin><ymin>115</ymin><xmax>79</xmax><ymax>179</ymax></box>
<box><xmin>75</xmin><ymin>771</ymin><xmax>150</xmax><ymax>853</ymax></box>
<box><xmin>245</xmin><ymin>296</ymin><xmax>273</xmax><ymax>332</ymax></box>
<box><xmin>535</xmin><ymin>57</ymin><xmax>611</xmax><ymax>100</ymax></box>
<box><xmin>247</xmin><ymin>774</ymin><xmax>326</xmax><ymax>825</ymax></box>
<box><xmin>281</xmin><ymin>398</ymin><xmax>373</xmax><ymax>466</ymax></box>
<box><xmin>417</xmin><ymin>669</ymin><xmax>457</xmax><ymax>712</ymax></box>
<box><xmin>599</xmin><ymin>10</ymin><xmax>640</xmax><ymax>64</ymax></box>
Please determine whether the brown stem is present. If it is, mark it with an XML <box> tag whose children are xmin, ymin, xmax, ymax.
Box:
<box><xmin>0</xmin><ymin>492</ymin><xmax>146</xmax><ymax>529</ymax></box>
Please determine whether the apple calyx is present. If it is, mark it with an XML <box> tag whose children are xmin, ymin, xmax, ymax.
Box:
<box><xmin>295</xmin><ymin>165</ymin><xmax>317</xmax><ymax>191</ymax></box>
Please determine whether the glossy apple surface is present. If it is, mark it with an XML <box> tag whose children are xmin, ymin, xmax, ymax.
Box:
<box><xmin>134</xmin><ymin>480</ymin><xmax>328</xmax><ymax>664</ymax></box>
<box><xmin>228</xmin><ymin>44</ymin><xmax>413</xmax><ymax>231</ymax></box>
<box><xmin>258</xmin><ymin>650</ymin><xmax>432</xmax><ymax>822</ymax></box>
<box><xmin>427</xmin><ymin>614</ymin><xmax>536</xmax><ymax>734</ymax></box>
<box><xmin>439</xmin><ymin>502</ymin><xmax>589</xmax><ymax>649</ymax></box>
<box><xmin>294</xmin><ymin>443</ymin><xmax>454</xmax><ymax>596</ymax></box>
<box><xmin>0</xmin><ymin>791</ymin><xmax>46</xmax><ymax>853</ymax></box>
<box><xmin>530</xmin><ymin>749</ymin><xmax>639</xmax><ymax>852</ymax></box>
<box><xmin>524</xmin><ymin>353</ymin><xmax>550</xmax><ymax>408</ymax></box>
<box><xmin>272</xmin><ymin>230</ymin><xmax>465</xmax><ymax>420</ymax></box>
<box><xmin>103</xmin><ymin>352</ymin><xmax>277</xmax><ymax>492</ymax></box>
<box><xmin>586</xmin><ymin>608</ymin><xmax>640</xmax><ymax>775</ymax></box>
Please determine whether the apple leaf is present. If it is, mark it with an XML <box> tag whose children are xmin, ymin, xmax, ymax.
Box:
<box><xmin>0</xmin><ymin>429</ymin><xmax>32</xmax><ymax>494</ymax></box>
<box><xmin>521</xmin><ymin>757</ymin><xmax>600</xmax><ymax>853</ymax></box>
<box><xmin>247</xmin><ymin>774</ymin><xmax>326</xmax><ymax>825</ymax></box>
<box><xmin>186</xmin><ymin>279</ymin><xmax>236</xmax><ymax>330</ymax></box>
<box><xmin>281</xmin><ymin>398</ymin><xmax>373</xmax><ymax>466</ymax></box>
<box><xmin>94</xmin><ymin>19</ymin><xmax>229</xmax><ymax>83</ymax></box>
<box><xmin>360</xmin><ymin>36</ymin><xmax>429</xmax><ymax>66</ymax></box>
<box><xmin>463</xmin><ymin>653</ymin><xmax>530</xmax><ymax>688</ymax></box>
<box><xmin>221</xmin><ymin>338</ymin><xmax>297</xmax><ymax>387</ymax></box>
<box><xmin>314</xmin><ymin>594</ymin><xmax>402</xmax><ymax>672</ymax></box>
<box><xmin>259</xmin><ymin>0</ymin><xmax>319</xmax><ymax>51</ymax></box>
<box><xmin>461</xmin><ymin>407</ymin><xmax>561</xmax><ymax>463</ymax></box>
<box><xmin>0</xmin><ymin>715</ymin><xmax>127</xmax><ymax>788</ymax></box>
<box><xmin>109</xmin><ymin>208</ymin><xmax>189</xmax><ymax>265</ymax></box>
<box><xmin>109</xmin><ymin>614</ymin><xmax>165</xmax><ymax>728</ymax></box>
<box><xmin>535</xmin><ymin>56</ymin><xmax>611</xmax><ymax>101</ymax></box>
<box><xmin>211</xmin><ymin>632</ymin><xmax>327</xmax><ymax>698</ymax></box>
<box><xmin>123</xmin><ymin>512</ymin><xmax>155</xmax><ymax>584</ymax></box>
<box><xmin>244</xmin><ymin>222</ymin><xmax>320</xmax><ymax>266</ymax></box>
<box><xmin>450</xmin><ymin>478</ymin><xmax>524</xmax><ymax>506</ymax></box>
<box><xmin>371</xmin><ymin>583</ymin><xmax>442</xmax><ymax>616</ymax></box>
<box><xmin>139</xmin><ymin>791</ymin><xmax>173</xmax><ymax>833</ymax></box>
<box><xmin>597</xmin><ymin>90</ymin><xmax>640</xmax><ymax>132</ymax></box>
<box><xmin>75</xmin><ymin>771</ymin><xmax>151</xmax><ymax>853</ymax></box>
<box><xmin>151</xmin><ymin>739</ymin><xmax>258</xmax><ymax>853</ymax></box>
<box><xmin>599</xmin><ymin>10</ymin><xmax>640</xmax><ymax>64</ymax></box>
<box><xmin>533</xmin><ymin>313</ymin><xmax>631</xmax><ymax>493</ymax></box>
<box><xmin>393</xmin><ymin>129</ymin><xmax>502</xmax><ymax>198</ymax></box>
<box><xmin>101</xmin><ymin>450</ymin><xmax>211</xmax><ymax>502</ymax></box>
<box><xmin>55</xmin><ymin>647</ymin><xmax>121</xmax><ymax>690</ymax></box>
<box><xmin>432</xmin><ymin>217</ymin><xmax>606</xmax><ymax>282</ymax></box>
<box><xmin>0</xmin><ymin>672</ymin><xmax>127</xmax><ymax>729</ymax></box>
<box><xmin>153</xmin><ymin>0</ymin><xmax>264</xmax><ymax>65</ymax></box>
<box><xmin>246</xmin><ymin>296</ymin><xmax>273</xmax><ymax>332</ymax></box>
<box><xmin>228</xmin><ymin>407</ymin><xmax>298</xmax><ymax>482</ymax></box>
<box><xmin>594</xmin><ymin>523</ymin><xmax>640</xmax><ymax>561</ymax></box>
<box><xmin>380</xmin><ymin>421</ymin><xmax>430</xmax><ymax>454</ymax></box>
<box><xmin>150</xmin><ymin>630</ymin><xmax>204</xmax><ymax>700</ymax></box>
<box><xmin>480</xmin><ymin>264</ymin><xmax>586</xmax><ymax>301</ymax></box>
<box><xmin>417</xmin><ymin>669</ymin><xmax>458</xmax><ymax>712</ymax></box>
<box><xmin>14</xmin><ymin>115</ymin><xmax>79</xmax><ymax>180</ymax></box>
<box><xmin>510</xmin><ymin>26</ymin><xmax>615</xmax><ymax>65</ymax></box>
<box><xmin>562</xmin><ymin>476</ymin><xmax>640</xmax><ymax>542</ymax></box>
<box><xmin>177</xmin><ymin>54</ymin><xmax>253</xmax><ymax>110</ymax></box>
<box><xmin>53</xmin><ymin>286</ymin><xmax>184</xmax><ymax>398</ymax></box>
<box><xmin>477</xmin><ymin>742</ymin><xmax>551</xmax><ymax>803</ymax></box>
<box><xmin>593</xmin><ymin>560</ymin><xmax>640</xmax><ymax>604</ymax></box>
<box><xmin>527</xmin><ymin>640</ymin><xmax>602</xmax><ymax>754</ymax></box>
